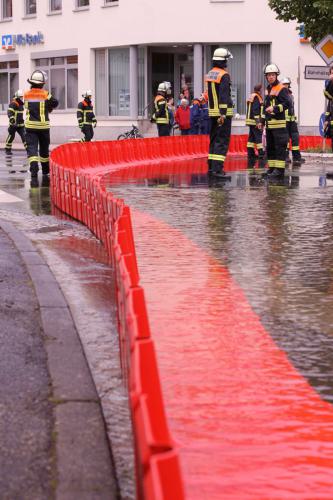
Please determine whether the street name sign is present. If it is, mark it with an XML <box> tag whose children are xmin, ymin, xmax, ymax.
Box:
<box><xmin>305</xmin><ymin>66</ymin><xmax>330</xmax><ymax>80</ymax></box>
<box><xmin>315</xmin><ymin>34</ymin><xmax>333</xmax><ymax>65</ymax></box>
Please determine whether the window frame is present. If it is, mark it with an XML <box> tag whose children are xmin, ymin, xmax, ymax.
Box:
<box><xmin>49</xmin><ymin>0</ymin><xmax>62</xmax><ymax>14</ymax></box>
<box><xmin>103</xmin><ymin>0</ymin><xmax>119</xmax><ymax>6</ymax></box>
<box><xmin>74</xmin><ymin>0</ymin><xmax>89</xmax><ymax>10</ymax></box>
<box><xmin>24</xmin><ymin>0</ymin><xmax>37</xmax><ymax>16</ymax></box>
<box><xmin>1</xmin><ymin>0</ymin><xmax>12</xmax><ymax>20</ymax></box>
<box><xmin>0</xmin><ymin>59</ymin><xmax>19</xmax><ymax>112</ymax></box>
<box><xmin>34</xmin><ymin>55</ymin><xmax>78</xmax><ymax>111</ymax></box>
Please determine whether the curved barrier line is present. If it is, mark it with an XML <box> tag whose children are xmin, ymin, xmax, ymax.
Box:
<box><xmin>50</xmin><ymin>134</ymin><xmax>326</xmax><ymax>499</ymax></box>
<box><xmin>132</xmin><ymin>210</ymin><xmax>333</xmax><ymax>499</ymax></box>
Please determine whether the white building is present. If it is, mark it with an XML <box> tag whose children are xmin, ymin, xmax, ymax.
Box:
<box><xmin>0</xmin><ymin>0</ymin><xmax>327</xmax><ymax>143</ymax></box>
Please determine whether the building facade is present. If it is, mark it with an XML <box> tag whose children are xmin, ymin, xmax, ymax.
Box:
<box><xmin>0</xmin><ymin>0</ymin><xmax>327</xmax><ymax>143</ymax></box>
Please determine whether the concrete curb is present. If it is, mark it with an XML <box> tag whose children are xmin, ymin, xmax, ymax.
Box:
<box><xmin>0</xmin><ymin>219</ymin><xmax>118</xmax><ymax>500</ymax></box>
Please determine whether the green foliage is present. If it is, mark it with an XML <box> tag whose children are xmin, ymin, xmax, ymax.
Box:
<box><xmin>268</xmin><ymin>0</ymin><xmax>333</xmax><ymax>44</ymax></box>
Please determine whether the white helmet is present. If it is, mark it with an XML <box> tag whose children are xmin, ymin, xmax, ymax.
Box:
<box><xmin>157</xmin><ymin>82</ymin><xmax>171</xmax><ymax>94</ymax></box>
<box><xmin>213</xmin><ymin>48</ymin><xmax>233</xmax><ymax>61</ymax></box>
<box><xmin>280</xmin><ymin>76</ymin><xmax>291</xmax><ymax>85</ymax></box>
<box><xmin>263</xmin><ymin>63</ymin><xmax>280</xmax><ymax>75</ymax></box>
<box><xmin>14</xmin><ymin>89</ymin><xmax>24</xmax><ymax>99</ymax></box>
<box><xmin>82</xmin><ymin>89</ymin><xmax>93</xmax><ymax>98</ymax></box>
<box><xmin>28</xmin><ymin>70</ymin><xmax>48</xmax><ymax>85</ymax></box>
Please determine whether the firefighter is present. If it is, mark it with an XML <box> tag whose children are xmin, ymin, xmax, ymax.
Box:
<box><xmin>77</xmin><ymin>90</ymin><xmax>97</xmax><ymax>142</ymax></box>
<box><xmin>205</xmin><ymin>47</ymin><xmax>233</xmax><ymax>177</ymax></box>
<box><xmin>262</xmin><ymin>63</ymin><xmax>290</xmax><ymax>179</ymax></box>
<box><xmin>246</xmin><ymin>84</ymin><xmax>265</xmax><ymax>168</ymax></box>
<box><xmin>5</xmin><ymin>90</ymin><xmax>27</xmax><ymax>155</ymax></box>
<box><xmin>152</xmin><ymin>82</ymin><xmax>171</xmax><ymax>137</ymax></box>
<box><xmin>24</xmin><ymin>70</ymin><xmax>59</xmax><ymax>178</ymax></box>
<box><xmin>281</xmin><ymin>76</ymin><xmax>304</xmax><ymax>166</ymax></box>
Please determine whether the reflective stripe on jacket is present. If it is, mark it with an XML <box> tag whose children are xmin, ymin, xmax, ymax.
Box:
<box><xmin>24</xmin><ymin>88</ymin><xmax>58</xmax><ymax>129</ymax></box>
<box><xmin>77</xmin><ymin>100</ymin><xmax>96</xmax><ymax>125</ymax></box>
<box><xmin>7</xmin><ymin>99</ymin><xmax>25</xmax><ymax>127</ymax></box>
<box><xmin>205</xmin><ymin>67</ymin><xmax>233</xmax><ymax>118</ymax></box>
<box><xmin>264</xmin><ymin>82</ymin><xmax>289</xmax><ymax>129</ymax></box>
<box><xmin>246</xmin><ymin>92</ymin><xmax>263</xmax><ymax>126</ymax></box>
<box><xmin>153</xmin><ymin>94</ymin><xmax>169</xmax><ymax>124</ymax></box>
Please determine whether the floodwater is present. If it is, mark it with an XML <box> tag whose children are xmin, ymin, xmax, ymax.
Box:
<box><xmin>107</xmin><ymin>156</ymin><xmax>333</xmax><ymax>499</ymax></box>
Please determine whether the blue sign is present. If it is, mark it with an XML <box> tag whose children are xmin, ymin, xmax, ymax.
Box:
<box><xmin>319</xmin><ymin>112</ymin><xmax>326</xmax><ymax>137</ymax></box>
<box><xmin>1</xmin><ymin>31</ymin><xmax>44</xmax><ymax>50</ymax></box>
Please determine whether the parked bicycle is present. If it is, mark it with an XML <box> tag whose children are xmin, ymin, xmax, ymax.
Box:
<box><xmin>117</xmin><ymin>124</ymin><xmax>143</xmax><ymax>140</ymax></box>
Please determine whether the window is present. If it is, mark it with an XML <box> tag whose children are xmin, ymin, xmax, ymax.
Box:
<box><xmin>76</xmin><ymin>0</ymin><xmax>89</xmax><ymax>7</ymax></box>
<box><xmin>25</xmin><ymin>0</ymin><xmax>36</xmax><ymax>15</ymax></box>
<box><xmin>50</xmin><ymin>0</ymin><xmax>62</xmax><ymax>12</ymax></box>
<box><xmin>2</xmin><ymin>0</ymin><xmax>12</xmax><ymax>18</ymax></box>
<box><xmin>0</xmin><ymin>60</ymin><xmax>18</xmax><ymax>111</ymax></box>
<box><xmin>104</xmin><ymin>0</ymin><xmax>118</xmax><ymax>4</ymax></box>
<box><xmin>108</xmin><ymin>48</ymin><xmax>130</xmax><ymax>116</ymax></box>
<box><xmin>34</xmin><ymin>55</ymin><xmax>78</xmax><ymax>110</ymax></box>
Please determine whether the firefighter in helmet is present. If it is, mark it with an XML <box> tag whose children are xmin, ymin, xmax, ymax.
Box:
<box><xmin>24</xmin><ymin>70</ymin><xmax>59</xmax><ymax>179</ymax></box>
<box><xmin>280</xmin><ymin>76</ymin><xmax>304</xmax><ymax>166</ymax></box>
<box><xmin>152</xmin><ymin>81</ymin><xmax>171</xmax><ymax>137</ymax></box>
<box><xmin>261</xmin><ymin>63</ymin><xmax>290</xmax><ymax>179</ymax></box>
<box><xmin>5</xmin><ymin>90</ymin><xmax>27</xmax><ymax>155</ymax></box>
<box><xmin>205</xmin><ymin>47</ymin><xmax>233</xmax><ymax>178</ymax></box>
<box><xmin>246</xmin><ymin>84</ymin><xmax>265</xmax><ymax>168</ymax></box>
<box><xmin>77</xmin><ymin>90</ymin><xmax>97</xmax><ymax>142</ymax></box>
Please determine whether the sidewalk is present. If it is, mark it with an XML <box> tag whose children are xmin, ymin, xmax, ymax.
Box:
<box><xmin>0</xmin><ymin>220</ymin><xmax>118</xmax><ymax>499</ymax></box>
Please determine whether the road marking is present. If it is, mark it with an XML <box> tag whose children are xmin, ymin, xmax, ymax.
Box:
<box><xmin>0</xmin><ymin>189</ymin><xmax>23</xmax><ymax>203</ymax></box>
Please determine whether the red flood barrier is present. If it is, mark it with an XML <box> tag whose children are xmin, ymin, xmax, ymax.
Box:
<box><xmin>50</xmin><ymin>134</ymin><xmax>323</xmax><ymax>499</ymax></box>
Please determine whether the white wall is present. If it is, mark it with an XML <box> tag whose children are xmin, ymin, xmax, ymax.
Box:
<box><xmin>0</xmin><ymin>0</ymin><xmax>327</xmax><ymax>137</ymax></box>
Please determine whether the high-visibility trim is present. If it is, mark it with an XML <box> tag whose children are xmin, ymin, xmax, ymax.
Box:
<box><xmin>212</xmin><ymin>82</ymin><xmax>219</xmax><ymax>114</ymax></box>
<box><xmin>156</xmin><ymin>117</ymin><xmax>169</xmax><ymax>124</ymax></box>
<box><xmin>5</xmin><ymin>134</ymin><xmax>12</xmax><ymax>147</ymax></box>
<box><xmin>206</xmin><ymin>67</ymin><xmax>227</xmax><ymax>84</ymax></box>
<box><xmin>40</xmin><ymin>101</ymin><xmax>46</xmax><ymax>124</ymax></box>
<box><xmin>267</xmin><ymin>160</ymin><xmax>276</xmax><ymax>167</ymax></box>
<box><xmin>208</xmin><ymin>154</ymin><xmax>226</xmax><ymax>161</ymax></box>
<box><xmin>226</xmin><ymin>109</ymin><xmax>233</xmax><ymax>117</ymax></box>
<box><xmin>40</xmin><ymin>156</ymin><xmax>49</xmax><ymax>163</ymax></box>
<box><xmin>25</xmin><ymin>121</ymin><xmax>50</xmax><ymax>129</ymax></box>
<box><xmin>246</xmin><ymin>119</ymin><xmax>256</xmax><ymax>126</ymax></box>
<box><xmin>291</xmin><ymin>146</ymin><xmax>300</xmax><ymax>151</ymax></box>
<box><xmin>324</xmin><ymin>90</ymin><xmax>333</xmax><ymax>100</ymax></box>
<box><xmin>208</xmin><ymin>110</ymin><xmax>220</xmax><ymax>117</ymax></box>
<box><xmin>256</xmin><ymin>143</ymin><xmax>263</xmax><ymax>149</ymax></box>
<box><xmin>277</xmin><ymin>104</ymin><xmax>283</xmax><ymax>112</ymax></box>
<box><xmin>247</xmin><ymin>142</ymin><xmax>255</xmax><ymax>148</ymax></box>
<box><xmin>269</xmin><ymin>83</ymin><xmax>284</xmax><ymax>97</ymax></box>
<box><xmin>28</xmin><ymin>156</ymin><xmax>40</xmax><ymax>164</ymax></box>
<box><xmin>219</xmin><ymin>104</ymin><xmax>227</xmax><ymax>109</ymax></box>
<box><xmin>275</xmin><ymin>160</ymin><xmax>286</xmax><ymax>169</ymax></box>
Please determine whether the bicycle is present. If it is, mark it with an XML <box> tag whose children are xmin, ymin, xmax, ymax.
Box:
<box><xmin>117</xmin><ymin>124</ymin><xmax>144</xmax><ymax>140</ymax></box>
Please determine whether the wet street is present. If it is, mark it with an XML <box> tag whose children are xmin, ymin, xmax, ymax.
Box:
<box><xmin>0</xmin><ymin>150</ymin><xmax>135</xmax><ymax>500</ymax></box>
<box><xmin>107</xmin><ymin>156</ymin><xmax>333</xmax><ymax>499</ymax></box>
<box><xmin>3</xmin><ymin>150</ymin><xmax>333</xmax><ymax>498</ymax></box>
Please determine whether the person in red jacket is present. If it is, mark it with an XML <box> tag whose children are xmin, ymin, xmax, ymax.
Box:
<box><xmin>175</xmin><ymin>99</ymin><xmax>191</xmax><ymax>135</ymax></box>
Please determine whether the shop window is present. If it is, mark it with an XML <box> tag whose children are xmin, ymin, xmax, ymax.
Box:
<box><xmin>50</xmin><ymin>0</ymin><xmax>62</xmax><ymax>12</ymax></box>
<box><xmin>0</xmin><ymin>60</ymin><xmax>18</xmax><ymax>111</ymax></box>
<box><xmin>108</xmin><ymin>47</ymin><xmax>130</xmax><ymax>116</ymax></box>
<box><xmin>25</xmin><ymin>0</ymin><xmax>36</xmax><ymax>15</ymax></box>
<box><xmin>1</xmin><ymin>0</ymin><xmax>12</xmax><ymax>19</ymax></box>
<box><xmin>35</xmin><ymin>56</ymin><xmax>78</xmax><ymax>110</ymax></box>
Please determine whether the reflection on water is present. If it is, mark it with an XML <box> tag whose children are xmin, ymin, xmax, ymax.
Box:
<box><xmin>107</xmin><ymin>157</ymin><xmax>333</xmax><ymax>498</ymax></box>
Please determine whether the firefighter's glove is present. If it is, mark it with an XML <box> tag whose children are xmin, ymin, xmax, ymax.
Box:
<box><xmin>217</xmin><ymin>115</ymin><xmax>225</xmax><ymax>126</ymax></box>
<box><xmin>9</xmin><ymin>118</ymin><xmax>15</xmax><ymax>125</ymax></box>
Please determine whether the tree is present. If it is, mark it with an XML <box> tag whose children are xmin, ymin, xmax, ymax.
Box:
<box><xmin>268</xmin><ymin>0</ymin><xmax>333</xmax><ymax>44</ymax></box>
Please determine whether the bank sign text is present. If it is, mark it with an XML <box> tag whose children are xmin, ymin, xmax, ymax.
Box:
<box><xmin>2</xmin><ymin>32</ymin><xmax>44</xmax><ymax>50</ymax></box>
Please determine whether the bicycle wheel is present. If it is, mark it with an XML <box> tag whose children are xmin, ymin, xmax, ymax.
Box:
<box><xmin>135</xmin><ymin>133</ymin><xmax>144</xmax><ymax>139</ymax></box>
<box><xmin>117</xmin><ymin>134</ymin><xmax>127</xmax><ymax>140</ymax></box>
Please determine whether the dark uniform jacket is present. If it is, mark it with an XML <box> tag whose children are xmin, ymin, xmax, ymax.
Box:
<box><xmin>77</xmin><ymin>99</ymin><xmax>97</xmax><ymax>126</ymax></box>
<box><xmin>285</xmin><ymin>90</ymin><xmax>296</xmax><ymax>122</ymax></box>
<box><xmin>7</xmin><ymin>99</ymin><xmax>25</xmax><ymax>127</ymax></box>
<box><xmin>152</xmin><ymin>94</ymin><xmax>169</xmax><ymax>125</ymax></box>
<box><xmin>24</xmin><ymin>88</ymin><xmax>58</xmax><ymax>130</ymax></box>
<box><xmin>205</xmin><ymin>67</ymin><xmax>233</xmax><ymax>118</ymax></box>
<box><xmin>263</xmin><ymin>82</ymin><xmax>290</xmax><ymax>129</ymax></box>
<box><xmin>246</xmin><ymin>92</ymin><xmax>263</xmax><ymax>126</ymax></box>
